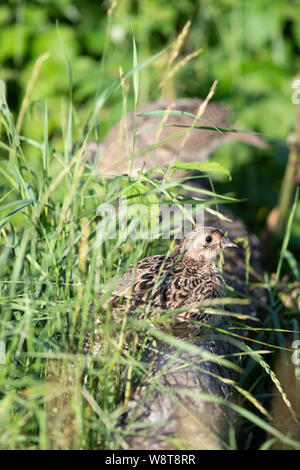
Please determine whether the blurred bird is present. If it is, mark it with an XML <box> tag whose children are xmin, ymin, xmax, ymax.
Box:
<box><xmin>86</xmin><ymin>98</ymin><xmax>267</xmax><ymax>176</ymax></box>
<box><xmin>108</xmin><ymin>226</ymin><xmax>237</xmax><ymax>339</ymax></box>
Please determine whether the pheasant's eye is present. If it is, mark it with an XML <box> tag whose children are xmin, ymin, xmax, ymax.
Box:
<box><xmin>205</xmin><ymin>235</ymin><xmax>212</xmax><ymax>243</ymax></box>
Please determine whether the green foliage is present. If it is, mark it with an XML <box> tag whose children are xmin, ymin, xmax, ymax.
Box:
<box><xmin>1</xmin><ymin>0</ymin><xmax>300</xmax><ymax>239</ymax></box>
<box><xmin>0</xmin><ymin>0</ymin><xmax>300</xmax><ymax>450</ymax></box>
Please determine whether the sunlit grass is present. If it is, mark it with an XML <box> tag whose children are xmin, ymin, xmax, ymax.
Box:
<box><xmin>0</xmin><ymin>27</ymin><xmax>300</xmax><ymax>450</ymax></box>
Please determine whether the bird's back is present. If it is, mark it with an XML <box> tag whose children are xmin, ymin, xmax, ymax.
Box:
<box><xmin>113</xmin><ymin>250</ymin><xmax>226</xmax><ymax>312</ymax></box>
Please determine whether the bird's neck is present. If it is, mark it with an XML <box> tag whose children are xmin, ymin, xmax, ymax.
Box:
<box><xmin>177</xmin><ymin>251</ymin><xmax>220</xmax><ymax>271</ymax></box>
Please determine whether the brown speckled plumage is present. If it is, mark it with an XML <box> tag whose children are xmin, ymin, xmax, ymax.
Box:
<box><xmin>84</xmin><ymin>227</ymin><xmax>237</xmax><ymax>356</ymax></box>
<box><xmin>110</xmin><ymin>226</ymin><xmax>237</xmax><ymax>339</ymax></box>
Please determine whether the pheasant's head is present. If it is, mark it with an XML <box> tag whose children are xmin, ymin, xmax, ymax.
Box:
<box><xmin>179</xmin><ymin>226</ymin><xmax>237</xmax><ymax>262</ymax></box>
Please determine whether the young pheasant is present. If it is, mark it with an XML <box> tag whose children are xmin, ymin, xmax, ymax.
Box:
<box><xmin>85</xmin><ymin>227</ymin><xmax>237</xmax><ymax>355</ymax></box>
<box><xmin>95</xmin><ymin>98</ymin><xmax>266</xmax><ymax>176</ymax></box>
<box><xmin>110</xmin><ymin>226</ymin><xmax>237</xmax><ymax>338</ymax></box>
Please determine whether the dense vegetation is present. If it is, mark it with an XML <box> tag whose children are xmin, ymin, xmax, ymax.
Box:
<box><xmin>0</xmin><ymin>0</ymin><xmax>299</xmax><ymax>449</ymax></box>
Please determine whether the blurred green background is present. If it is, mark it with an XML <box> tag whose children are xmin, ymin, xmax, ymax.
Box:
<box><xmin>1</xmin><ymin>0</ymin><xmax>300</xmax><ymax>245</ymax></box>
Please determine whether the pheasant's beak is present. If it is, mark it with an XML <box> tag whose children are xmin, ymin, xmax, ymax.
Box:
<box><xmin>222</xmin><ymin>236</ymin><xmax>238</xmax><ymax>248</ymax></box>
